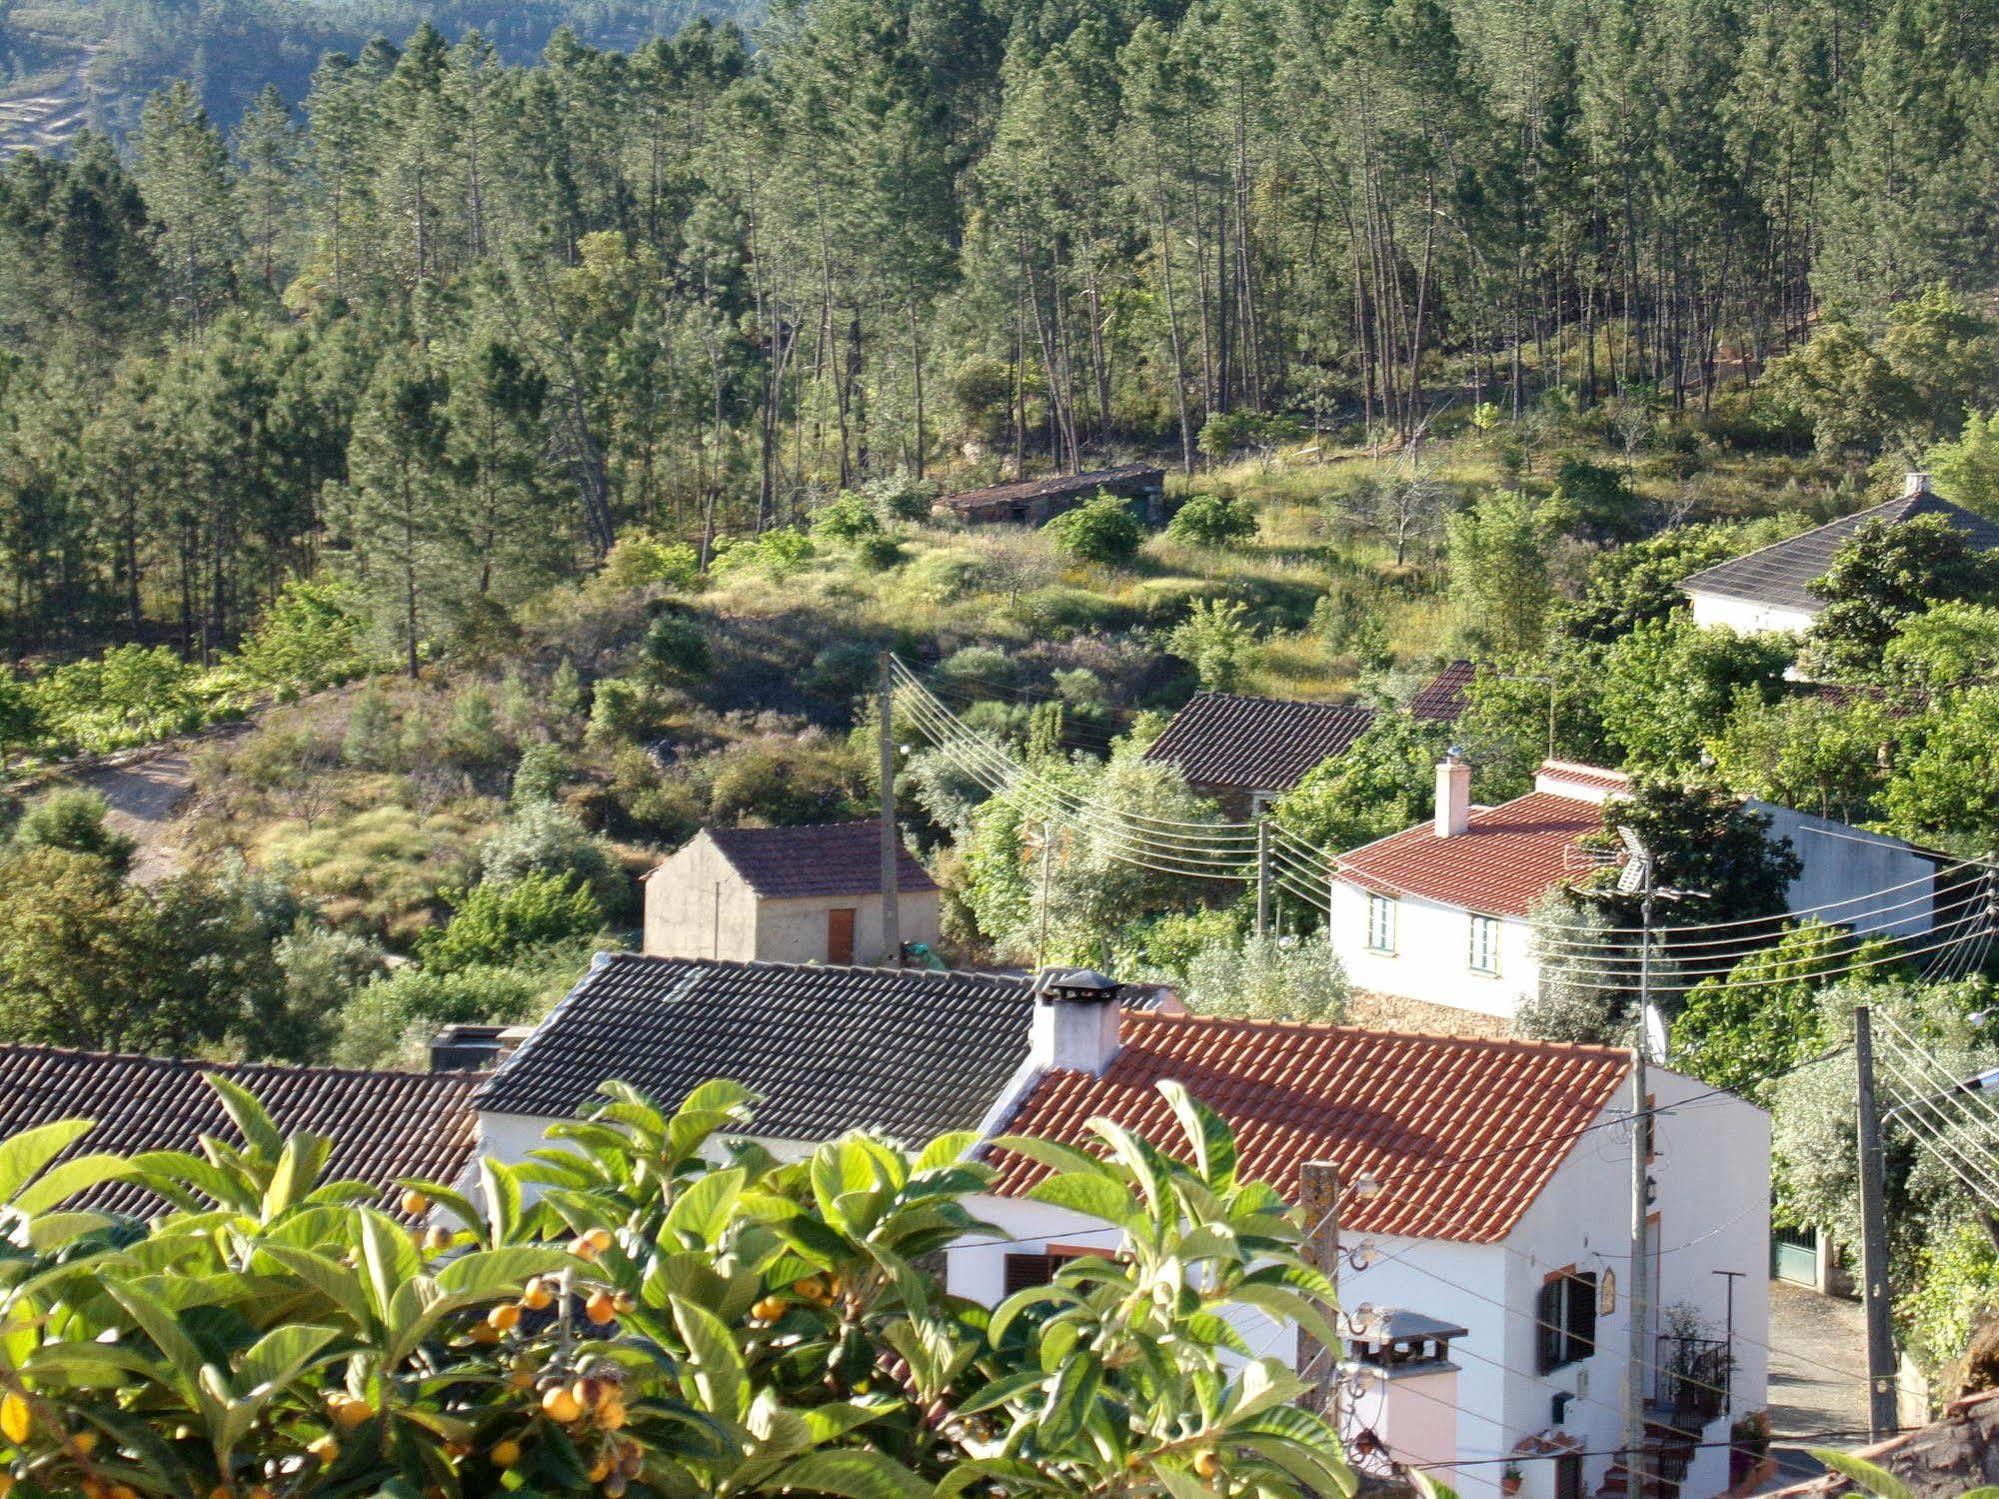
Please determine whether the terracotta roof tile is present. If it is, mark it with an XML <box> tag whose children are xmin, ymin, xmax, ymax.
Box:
<box><xmin>1335</xmin><ymin>791</ymin><xmax>1603</xmax><ymax>918</ymax></box>
<box><xmin>991</xmin><ymin>1013</ymin><xmax>1630</xmax><ymax>1243</ymax></box>
<box><xmin>704</xmin><ymin>820</ymin><xmax>937</xmax><ymax>901</ymax></box>
<box><xmin>0</xmin><ymin>1045</ymin><xmax>480</xmax><ymax>1217</ymax></box>
<box><xmin>1145</xmin><ymin>692</ymin><xmax>1377</xmax><ymax>794</ymax></box>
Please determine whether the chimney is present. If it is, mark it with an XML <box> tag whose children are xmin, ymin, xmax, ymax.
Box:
<box><xmin>1030</xmin><ymin>968</ymin><xmax>1123</xmax><ymax>1074</ymax></box>
<box><xmin>429</xmin><ymin>1023</ymin><xmax>534</xmax><ymax>1073</ymax></box>
<box><xmin>1434</xmin><ymin>748</ymin><xmax>1471</xmax><ymax>838</ymax></box>
<box><xmin>1904</xmin><ymin>471</ymin><xmax>1933</xmax><ymax>499</ymax></box>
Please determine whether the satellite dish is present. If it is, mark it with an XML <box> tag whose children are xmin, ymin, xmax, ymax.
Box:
<box><xmin>1643</xmin><ymin>1002</ymin><xmax>1669</xmax><ymax>1063</ymax></box>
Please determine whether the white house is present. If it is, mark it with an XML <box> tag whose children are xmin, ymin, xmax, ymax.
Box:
<box><xmin>1329</xmin><ymin>758</ymin><xmax>1939</xmax><ymax>1031</ymax></box>
<box><xmin>1679</xmin><ymin>472</ymin><xmax>1999</xmax><ymax>636</ymax></box>
<box><xmin>642</xmin><ymin>819</ymin><xmax>942</xmax><ymax>967</ymax></box>
<box><xmin>471</xmin><ymin>953</ymin><xmax>1772</xmax><ymax>1498</ymax></box>
<box><xmin>956</xmin><ymin>983</ymin><xmax>1770</xmax><ymax>1499</ymax></box>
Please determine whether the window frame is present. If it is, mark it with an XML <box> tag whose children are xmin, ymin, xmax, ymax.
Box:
<box><xmin>1366</xmin><ymin>893</ymin><xmax>1398</xmax><ymax>955</ymax></box>
<box><xmin>1536</xmin><ymin>1267</ymin><xmax>1599</xmax><ymax>1374</ymax></box>
<box><xmin>1467</xmin><ymin>913</ymin><xmax>1501</xmax><ymax>975</ymax></box>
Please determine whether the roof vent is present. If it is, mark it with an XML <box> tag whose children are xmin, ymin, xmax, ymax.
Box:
<box><xmin>1035</xmin><ymin>967</ymin><xmax>1121</xmax><ymax>1004</ymax></box>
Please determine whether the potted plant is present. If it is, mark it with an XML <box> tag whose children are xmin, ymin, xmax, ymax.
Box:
<box><xmin>1502</xmin><ymin>1464</ymin><xmax>1525</xmax><ymax>1495</ymax></box>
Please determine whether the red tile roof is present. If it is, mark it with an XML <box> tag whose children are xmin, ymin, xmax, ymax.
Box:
<box><xmin>0</xmin><ymin>1045</ymin><xmax>481</xmax><ymax>1218</ymax></box>
<box><xmin>1534</xmin><ymin>760</ymin><xmax>1632</xmax><ymax>797</ymax></box>
<box><xmin>1334</xmin><ymin>791</ymin><xmax>1603</xmax><ymax>918</ymax></box>
<box><xmin>991</xmin><ymin>1013</ymin><xmax>1631</xmax><ymax>1243</ymax></box>
<box><xmin>1409</xmin><ymin>660</ymin><xmax>1480</xmax><ymax>721</ymax></box>
<box><xmin>703</xmin><ymin>820</ymin><xmax>937</xmax><ymax>900</ymax></box>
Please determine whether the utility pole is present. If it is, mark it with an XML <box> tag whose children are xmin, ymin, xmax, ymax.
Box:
<box><xmin>1625</xmin><ymin>873</ymin><xmax>1654</xmax><ymax>1499</ymax></box>
<box><xmin>1256</xmin><ymin>818</ymin><xmax>1271</xmax><ymax>939</ymax></box>
<box><xmin>1855</xmin><ymin>1004</ymin><xmax>1897</xmax><ymax>1440</ymax></box>
<box><xmin>1297</xmin><ymin>1161</ymin><xmax>1342</xmax><ymax>1413</ymax></box>
<box><xmin>1036</xmin><ymin>820</ymin><xmax>1054</xmax><ymax>969</ymax></box>
<box><xmin>877</xmin><ymin>652</ymin><xmax>901</xmax><ymax>967</ymax></box>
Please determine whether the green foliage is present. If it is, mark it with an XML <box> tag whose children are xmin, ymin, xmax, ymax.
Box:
<box><xmin>1880</xmin><ymin>599</ymin><xmax>1999</xmax><ymax>691</ymax></box>
<box><xmin>601</xmin><ymin>531</ymin><xmax>702</xmax><ymax>590</ymax></box>
<box><xmin>1807</xmin><ymin>515</ymin><xmax>1999</xmax><ymax>676</ymax></box>
<box><xmin>333</xmin><ymin>960</ymin><xmax>546</xmax><ymax>1067</ymax></box>
<box><xmin>511</xmin><ymin>741</ymin><xmax>570</xmax><ymax>806</ymax></box>
<box><xmin>26</xmin><ymin>645</ymin><xmax>238</xmax><ymax>758</ymax></box>
<box><xmin>1706</xmin><ymin>691</ymin><xmax>1894</xmax><ymax>823</ymax></box>
<box><xmin>708</xmin><ymin>528</ymin><xmax>816</xmax><ymax>580</ymax></box>
<box><xmin>1882</xmin><ymin>686</ymin><xmax>1999</xmax><ymax>851</ymax></box>
<box><xmin>1168</xmin><ymin>493</ymin><xmax>1260</xmax><ymax>547</ymax></box>
<box><xmin>1274</xmin><ymin>712</ymin><xmax>1451</xmax><ymax>853</ymax></box>
<box><xmin>1517</xmin><ymin>893</ymin><xmax>1631</xmax><ymax>1044</ymax></box>
<box><xmin>1560</xmin><ymin>524</ymin><xmax>1775</xmax><ymax>645</ymax></box>
<box><xmin>1922</xmin><ymin>410</ymin><xmax>1999</xmax><ymax>520</ymax></box>
<box><xmin>11</xmin><ymin>788</ymin><xmax>135</xmax><ymax>874</ymax></box>
<box><xmin>1184</xmin><ymin>931</ymin><xmax>1350</xmax><ymax>1022</ymax></box>
<box><xmin>419</xmin><ymin>870</ymin><xmax>606</xmax><ymax>975</ymax></box>
<box><xmin>639</xmin><ymin>610</ymin><xmax>713</xmax><ymax>686</ymax></box>
<box><xmin>231</xmin><ymin>578</ymin><xmax>377</xmax><ymax>696</ymax></box>
<box><xmin>1900</xmin><ymin>1221</ymin><xmax>1999</xmax><ymax>1382</ymax></box>
<box><xmin>1167</xmin><ymin>598</ymin><xmax>1258</xmax><ymax>690</ymax></box>
<box><xmin>1446</xmin><ymin>490</ymin><xmax>1565</xmax><ymax>658</ymax></box>
<box><xmin>1586</xmin><ymin>778</ymin><xmax>1803</xmax><ymax>924</ymax></box>
<box><xmin>1045</xmin><ymin>494</ymin><xmax>1144</xmax><ymax>565</ymax></box>
<box><xmin>1673</xmin><ymin>921</ymin><xmax>1892</xmax><ymax>1101</ymax></box>
<box><xmin>1599</xmin><ymin>618</ymin><xmax>1792</xmax><ymax>774</ymax></box>
<box><xmin>0</xmin><ymin>1076</ymin><xmax>1355</xmax><ymax>1497</ymax></box>
<box><xmin>478</xmin><ymin>801</ymin><xmax>623</xmax><ymax>911</ymax></box>
<box><xmin>810</xmin><ymin>489</ymin><xmax>885</xmax><ymax>542</ymax></box>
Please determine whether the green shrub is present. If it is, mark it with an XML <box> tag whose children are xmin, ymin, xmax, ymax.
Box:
<box><xmin>602</xmin><ymin>530</ymin><xmax>703</xmax><ymax>590</ymax></box>
<box><xmin>641</xmin><ymin>611</ymin><xmax>713</xmax><ymax>685</ymax></box>
<box><xmin>27</xmin><ymin>643</ymin><xmax>237</xmax><ymax>756</ymax></box>
<box><xmin>709</xmin><ymin>527</ymin><xmax>816</xmax><ymax>579</ymax></box>
<box><xmin>12</xmin><ymin>788</ymin><xmax>135</xmax><ymax>874</ymax></box>
<box><xmin>443</xmin><ymin>685</ymin><xmax>510</xmax><ymax>772</ymax></box>
<box><xmin>853</xmin><ymin>534</ymin><xmax>906</xmax><ymax>570</ymax></box>
<box><xmin>419</xmin><ymin>869</ymin><xmax>606</xmax><ymax>974</ymax></box>
<box><xmin>1168</xmin><ymin>493</ymin><xmax>1260</xmax><ymax>547</ymax></box>
<box><xmin>332</xmin><ymin>960</ymin><xmax>546</xmax><ymax>1066</ymax></box>
<box><xmin>810</xmin><ymin>490</ymin><xmax>883</xmax><ymax>541</ymax></box>
<box><xmin>1046</xmin><ymin>494</ymin><xmax>1144</xmax><ymax>564</ymax></box>
<box><xmin>479</xmin><ymin>800</ymin><xmax>623</xmax><ymax>909</ymax></box>
<box><xmin>341</xmin><ymin>684</ymin><xmax>399</xmax><ymax>769</ymax></box>
<box><xmin>231</xmin><ymin>578</ymin><xmax>378</xmax><ymax>695</ymax></box>
<box><xmin>511</xmin><ymin>741</ymin><xmax>570</xmax><ymax>805</ymax></box>
<box><xmin>804</xmin><ymin>641</ymin><xmax>880</xmax><ymax>700</ymax></box>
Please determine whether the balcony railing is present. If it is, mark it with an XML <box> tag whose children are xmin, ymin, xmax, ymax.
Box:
<box><xmin>1654</xmin><ymin>1334</ymin><xmax>1731</xmax><ymax>1428</ymax></box>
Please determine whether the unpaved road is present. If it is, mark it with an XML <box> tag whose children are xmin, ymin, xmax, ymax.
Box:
<box><xmin>71</xmin><ymin>749</ymin><xmax>198</xmax><ymax>885</ymax></box>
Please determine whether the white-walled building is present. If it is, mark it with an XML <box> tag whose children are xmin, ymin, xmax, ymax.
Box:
<box><xmin>642</xmin><ymin>819</ymin><xmax>941</xmax><ymax>967</ymax></box>
<box><xmin>1329</xmin><ymin>759</ymin><xmax>1939</xmax><ymax>1030</ymax></box>
<box><xmin>471</xmin><ymin>953</ymin><xmax>1773</xmax><ymax>1498</ymax></box>
<box><xmin>1679</xmin><ymin>472</ymin><xmax>1999</xmax><ymax>636</ymax></box>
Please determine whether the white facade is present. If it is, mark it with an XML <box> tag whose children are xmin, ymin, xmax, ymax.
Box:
<box><xmin>1754</xmin><ymin>802</ymin><xmax>1935</xmax><ymax>940</ymax></box>
<box><xmin>1331</xmin><ymin>880</ymin><xmax>1536</xmax><ymax>1021</ymax></box>
<box><xmin>948</xmin><ymin>1065</ymin><xmax>1771</xmax><ymax>1499</ymax></box>
<box><xmin>1685</xmin><ymin>589</ymin><xmax>1815</xmax><ymax>637</ymax></box>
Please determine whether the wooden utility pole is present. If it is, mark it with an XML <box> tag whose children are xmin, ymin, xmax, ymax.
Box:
<box><xmin>1256</xmin><ymin>818</ymin><xmax>1271</xmax><ymax>939</ymax></box>
<box><xmin>1855</xmin><ymin>1004</ymin><xmax>1897</xmax><ymax>1440</ymax></box>
<box><xmin>1297</xmin><ymin>1161</ymin><xmax>1342</xmax><ymax>1413</ymax></box>
<box><xmin>1625</xmin><ymin>875</ymin><xmax>1655</xmax><ymax>1499</ymax></box>
<box><xmin>878</xmin><ymin>653</ymin><xmax>901</xmax><ymax>967</ymax></box>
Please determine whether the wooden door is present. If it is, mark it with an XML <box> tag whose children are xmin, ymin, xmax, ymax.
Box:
<box><xmin>827</xmin><ymin>908</ymin><xmax>856</xmax><ymax>965</ymax></box>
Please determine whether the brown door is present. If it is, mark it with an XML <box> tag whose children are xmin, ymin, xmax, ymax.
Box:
<box><xmin>827</xmin><ymin>908</ymin><xmax>856</xmax><ymax>965</ymax></box>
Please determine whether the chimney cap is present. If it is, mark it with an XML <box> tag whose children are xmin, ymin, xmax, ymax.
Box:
<box><xmin>1035</xmin><ymin>967</ymin><xmax>1121</xmax><ymax>1004</ymax></box>
<box><xmin>1904</xmin><ymin>470</ymin><xmax>1933</xmax><ymax>497</ymax></box>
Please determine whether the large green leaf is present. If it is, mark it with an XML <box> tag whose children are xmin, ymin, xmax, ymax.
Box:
<box><xmin>664</xmin><ymin>1166</ymin><xmax>743</xmax><ymax>1243</ymax></box>
<box><xmin>1807</xmin><ymin>1450</ymin><xmax>1915</xmax><ymax>1499</ymax></box>
<box><xmin>11</xmin><ymin>1154</ymin><xmax>135</xmax><ymax>1217</ymax></box>
<box><xmin>670</xmin><ymin>1294</ymin><xmax>749</xmax><ymax>1427</ymax></box>
<box><xmin>770</xmin><ymin>1449</ymin><xmax>932</xmax><ymax>1499</ymax></box>
<box><xmin>202</xmin><ymin>1073</ymin><xmax>283</xmax><ymax>1158</ymax></box>
<box><xmin>1025</xmin><ymin>1171</ymin><xmax>1139</xmax><ymax>1230</ymax></box>
<box><xmin>0</xmin><ymin>1119</ymin><xmax>93</xmax><ymax>1205</ymax></box>
<box><xmin>1036</xmin><ymin>1350</ymin><xmax>1101</xmax><ymax>1449</ymax></box>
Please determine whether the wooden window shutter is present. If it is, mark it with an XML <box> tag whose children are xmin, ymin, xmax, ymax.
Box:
<box><xmin>1565</xmin><ymin>1272</ymin><xmax>1598</xmax><ymax>1362</ymax></box>
<box><xmin>1536</xmin><ymin>1278</ymin><xmax>1564</xmax><ymax>1374</ymax></box>
<box><xmin>1003</xmin><ymin>1253</ymin><xmax>1053</xmax><ymax>1295</ymax></box>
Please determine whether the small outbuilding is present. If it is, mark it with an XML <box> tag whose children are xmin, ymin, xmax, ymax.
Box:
<box><xmin>1143</xmin><ymin>690</ymin><xmax>1377</xmax><ymax>816</ymax></box>
<box><xmin>642</xmin><ymin>818</ymin><xmax>941</xmax><ymax>967</ymax></box>
<box><xmin>933</xmin><ymin>464</ymin><xmax>1167</xmax><ymax>526</ymax></box>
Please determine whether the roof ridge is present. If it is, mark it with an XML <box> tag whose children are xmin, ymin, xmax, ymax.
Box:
<box><xmin>590</xmin><ymin>952</ymin><xmax>1032</xmax><ymax>988</ymax></box>
<box><xmin>1680</xmin><ymin>490</ymin><xmax>1997</xmax><ymax>592</ymax></box>
<box><xmin>0</xmin><ymin>1041</ymin><xmax>479</xmax><ymax>1084</ymax></box>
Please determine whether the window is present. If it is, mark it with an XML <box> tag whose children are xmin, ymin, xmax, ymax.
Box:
<box><xmin>1002</xmin><ymin>1245</ymin><xmax>1104</xmax><ymax>1294</ymax></box>
<box><xmin>1468</xmin><ymin>914</ymin><xmax>1501</xmax><ymax>974</ymax></box>
<box><xmin>1536</xmin><ymin>1269</ymin><xmax>1599</xmax><ymax>1373</ymax></box>
<box><xmin>1366</xmin><ymin>894</ymin><xmax>1398</xmax><ymax>954</ymax></box>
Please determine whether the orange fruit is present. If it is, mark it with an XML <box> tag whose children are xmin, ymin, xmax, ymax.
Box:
<box><xmin>541</xmin><ymin>1387</ymin><xmax>582</xmax><ymax>1424</ymax></box>
<box><xmin>488</xmin><ymin>1304</ymin><xmax>521</xmax><ymax>1332</ymax></box>
<box><xmin>490</xmin><ymin>1439</ymin><xmax>522</xmax><ymax>1469</ymax></box>
<box><xmin>585</xmin><ymin>1292</ymin><xmax>616</xmax><ymax>1326</ymax></box>
<box><xmin>400</xmin><ymin>1190</ymin><xmax>432</xmax><ymax>1217</ymax></box>
<box><xmin>307</xmin><ymin>1435</ymin><xmax>338</xmax><ymax>1464</ymax></box>
<box><xmin>521</xmin><ymin>1279</ymin><xmax>554</xmax><ymax>1311</ymax></box>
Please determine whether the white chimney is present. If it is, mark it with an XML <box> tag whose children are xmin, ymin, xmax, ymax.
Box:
<box><xmin>1030</xmin><ymin>968</ymin><xmax>1122</xmax><ymax>1074</ymax></box>
<box><xmin>1434</xmin><ymin>750</ymin><xmax>1471</xmax><ymax>838</ymax></box>
<box><xmin>1904</xmin><ymin>471</ymin><xmax>1933</xmax><ymax>499</ymax></box>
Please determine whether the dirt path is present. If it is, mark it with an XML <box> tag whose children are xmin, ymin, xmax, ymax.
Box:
<box><xmin>70</xmin><ymin>750</ymin><xmax>198</xmax><ymax>885</ymax></box>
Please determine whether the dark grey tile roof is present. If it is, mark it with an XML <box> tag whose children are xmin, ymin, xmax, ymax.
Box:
<box><xmin>1144</xmin><ymin>692</ymin><xmax>1376</xmax><ymax>794</ymax></box>
<box><xmin>473</xmin><ymin>955</ymin><xmax>1034</xmax><ymax>1144</ymax></box>
<box><xmin>0</xmin><ymin>1045</ymin><xmax>480</xmax><ymax>1217</ymax></box>
<box><xmin>703</xmin><ymin>820</ymin><xmax>937</xmax><ymax>900</ymax></box>
<box><xmin>1409</xmin><ymin>660</ymin><xmax>1480</xmax><ymax>722</ymax></box>
<box><xmin>1679</xmin><ymin>492</ymin><xmax>1999</xmax><ymax>613</ymax></box>
<box><xmin>938</xmin><ymin>464</ymin><xmax>1164</xmax><ymax>514</ymax></box>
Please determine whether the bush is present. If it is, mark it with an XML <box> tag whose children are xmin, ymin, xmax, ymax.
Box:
<box><xmin>708</xmin><ymin>527</ymin><xmax>816</xmax><ymax>579</ymax></box>
<box><xmin>1167</xmin><ymin>598</ymin><xmax>1258</xmax><ymax>691</ymax></box>
<box><xmin>809</xmin><ymin>491</ymin><xmax>882</xmax><ymax>541</ymax></box>
<box><xmin>479</xmin><ymin>801</ymin><xmax>623</xmax><ymax>910</ymax></box>
<box><xmin>27</xmin><ymin>644</ymin><xmax>235</xmax><ymax>757</ymax></box>
<box><xmin>640</xmin><ymin>611</ymin><xmax>713</xmax><ymax>685</ymax></box>
<box><xmin>601</xmin><ymin>531</ymin><xmax>702</xmax><ymax>590</ymax></box>
<box><xmin>1046</xmin><ymin>494</ymin><xmax>1144</xmax><ymax>565</ymax></box>
<box><xmin>1168</xmin><ymin>493</ymin><xmax>1260</xmax><ymax>548</ymax></box>
<box><xmin>1183</xmin><ymin>931</ymin><xmax>1349</xmax><ymax>1021</ymax></box>
<box><xmin>341</xmin><ymin>684</ymin><xmax>398</xmax><ymax>769</ymax></box>
<box><xmin>511</xmin><ymin>741</ymin><xmax>570</xmax><ymax>805</ymax></box>
<box><xmin>232</xmin><ymin>578</ymin><xmax>377</xmax><ymax>695</ymax></box>
<box><xmin>332</xmin><ymin>960</ymin><xmax>546</xmax><ymax>1066</ymax></box>
<box><xmin>419</xmin><ymin>870</ymin><xmax>606</xmax><ymax>974</ymax></box>
<box><xmin>12</xmin><ymin>789</ymin><xmax>136</xmax><ymax>875</ymax></box>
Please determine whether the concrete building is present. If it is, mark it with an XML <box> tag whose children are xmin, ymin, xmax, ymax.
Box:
<box><xmin>932</xmin><ymin>464</ymin><xmax>1166</xmax><ymax>526</ymax></box>
<box><xmin>1328</xmin><ymin>759</ymin><xmax>1939</xmax><ymax>1031</ymax></box>
<box><xmin>642</xmin><ymin>819</ymin><xmax>941</xmax><ymax>966</ymax></box>
<box><xmin>1679</xmin><ymin>473</ymin><xmax>1999</xmax><ymax>636</ymax></box>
